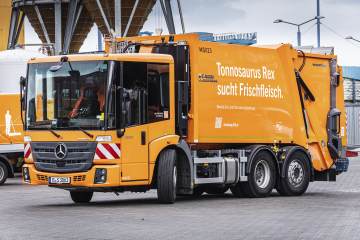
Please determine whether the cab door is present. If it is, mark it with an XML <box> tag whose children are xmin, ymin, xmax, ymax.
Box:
<box><xmin>120</xmin><ymin>62</ymin><xmax>149</xmax><ymax>182</ymax></box>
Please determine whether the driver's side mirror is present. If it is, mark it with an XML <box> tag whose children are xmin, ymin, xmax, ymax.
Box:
<box><xmin>117</xmin><ymin>87</ymin><xmax>132</xmax><ymax>138</ymax></box>
<box><xmin>20</xmin><ymin>76</ymin><xmax>26</xmax><ymax>111</ymax></box>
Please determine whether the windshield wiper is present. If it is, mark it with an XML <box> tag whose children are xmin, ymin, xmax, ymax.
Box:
<box><xmin>78</xmin><ymin>127</ymin><xmax>93</xmax><ymax>138</ymax></box>
<box><xmin>46</xmin><ymin>127</ymin><xmax>60</xmax><ymax>138</ymax></box>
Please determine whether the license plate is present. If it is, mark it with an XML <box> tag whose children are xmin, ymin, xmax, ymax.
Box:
<box><xmin>49</xmin><ymin>177</ymin><xmax>71</xmax><ymax>184</ymax></box>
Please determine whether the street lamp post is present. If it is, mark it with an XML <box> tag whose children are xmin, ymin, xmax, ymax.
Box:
<box><xmin>346</xmin><ymin>36</ymin><xmax>360</xmax><ymax>43</ymax></box>
<box><xmin>273</xmin><ymin>16</ymin><xmax>325</xmax><ymax>46</ymax></box>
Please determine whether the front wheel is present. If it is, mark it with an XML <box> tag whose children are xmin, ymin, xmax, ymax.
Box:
<box><xmin>0</xmin><ymin>162</ymin><xmax>8</xmax><ymax>186</ymax></box>
<box><xmin>157</xmin><ymin>149</ymin><xmax>177</xmax><ymax>204</ymax></box>
<box><xmin>241</xmin><ymin>151</ymin><xmax>276</xmax><ymax>198</ymax></box>
<box><xmin>70</xmin><ymin>191</ymin><xmax>93</xmax><ymax>203</ymax></box>
<box><xmin>276</xmin><ymin>151</ymin><xmax>310</xmax><ymax>196</ymax></box>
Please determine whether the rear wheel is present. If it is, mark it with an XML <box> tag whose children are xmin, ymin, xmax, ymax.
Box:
<box><xmin>70</xmin><ymin>191</ymin><xmax>93</xmax><ymax>203</ymax></box>
<box><xmin>241</xmin><ymin>151</ymin><xmax>276</xmax><ymax>198</ymax></box>
<box><xmin>276</xmin><ymin>151</ymin><xmax>310</xmax><ymax>196</ymax></box>
<box><xmin>157</xmin><ymin>149</ymin><xmax>177</xmax><ymax>204</ymax></box>
<box><xmin>205</xmin><ymin>187</ymin><xmax>229</xmax><ymax>195</ymax></box>
<box><xmin>0</xmin><ymin>162</ymin><xmax>8</xmax><ymax>186</ymax></box>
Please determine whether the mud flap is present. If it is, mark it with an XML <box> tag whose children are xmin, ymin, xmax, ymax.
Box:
<box><xmin>314</xmin><ymin>165</ymin><xmax>337</xmax><ymax>181</ymax></box>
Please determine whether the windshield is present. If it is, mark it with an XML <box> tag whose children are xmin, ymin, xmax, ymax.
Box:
<box><xmin>26</xmin><ymin>61</ymin><xmax>108</xmax><ymax>130</ymax></box>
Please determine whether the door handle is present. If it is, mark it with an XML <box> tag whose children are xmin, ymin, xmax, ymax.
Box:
<box><xmin>141</xmin><ymin>131</ymin><xmax>146</xmax><ymax>145</ymax></box>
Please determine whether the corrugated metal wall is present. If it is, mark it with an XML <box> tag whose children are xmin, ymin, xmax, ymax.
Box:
<box><xmin>345</xmin><ymin>105</ymin><xmax>360</xmax><ymax>147</ymax></box>
<box><xmin>344</xmin><ymin>67</ymin><xmax>360</xmax><ymax>147</ymax></box>
<box><xmin>0</xmin><ymin>0</ymin><xmax>24</xmax><ymax>51</ymax></box>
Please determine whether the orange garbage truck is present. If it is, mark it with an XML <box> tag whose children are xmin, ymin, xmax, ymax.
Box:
<box><xmin>21</xmin><ymin>33</ymin><xmax>348</xmax><ymax>203</ymax></box>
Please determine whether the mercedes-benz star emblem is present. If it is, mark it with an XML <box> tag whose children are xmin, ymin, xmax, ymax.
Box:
<box><xmin>55</xmin><ymin>143</ymin><xmax>67</xmax><ymax>159</ymax></box>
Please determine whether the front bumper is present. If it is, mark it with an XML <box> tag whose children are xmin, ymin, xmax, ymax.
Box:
<box><xmin>23</xmin><ymin>164</ymin><xmax>120</xmax><ymax>187</ymax></box>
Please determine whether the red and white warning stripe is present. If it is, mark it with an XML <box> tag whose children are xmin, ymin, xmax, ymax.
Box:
<box><xmin>95</xmin><ymin>143</ymin><xmax>121</xmax><ymax>159</ymax></box>
<box><xmin>345</xmin><ymin>110</ymin><xmax>348</xmax><ymax>135</ymax></box>
<box><xmin>24</xmin><ymin>143</ymin><xmax>32</xmax><ymax>159</ymax></box>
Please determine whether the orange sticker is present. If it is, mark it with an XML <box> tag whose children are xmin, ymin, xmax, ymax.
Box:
<box><xmin>164</xmin><ymin>111</ymin><xmax>169</xmax><ymax>119</ymax></box>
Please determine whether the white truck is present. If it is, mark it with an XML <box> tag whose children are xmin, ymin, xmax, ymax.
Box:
<box><xmin>0</xmin><ymin>48</ymin><xmax>47</xmax><ymax>185</ymax></box>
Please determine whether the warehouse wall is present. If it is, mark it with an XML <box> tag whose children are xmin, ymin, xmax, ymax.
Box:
<box><xmin>0</xmin><ymin>0</ymin><xmax>25</xmax><ymax>51</ymax></box>
<box><xmin>343</xmin><ymin>66</ymin><xmax>360</xmax><ymax>148</ymax></box>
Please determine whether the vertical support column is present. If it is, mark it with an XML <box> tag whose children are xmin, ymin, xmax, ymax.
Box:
<box><xmin>317</xmin><ymin>0</ymin><xmax>320</xmax><ymax>48</ymax></box>
<box><xmin>55</xmin><ymin>1</ymin><xmax>62</xmax><ymax>55</ymax></box>
<box><xmin>98</xmin><ymin>29</ymin><xmax>102</xmax><ymax>51</ymax></box>
<box><xmin>353</xmin><ymin>79</ymin><xmax>356</xmax><ymax>103</ymax></box>
<box><xmin>63</xmin><ymin>0</ymin><xmax>79</xmax><ymax>53</ymax></box>
<box><xmin>115</xmin><ymin>0</ymin><xmax>121</xmax><ymax>37</ymax></box>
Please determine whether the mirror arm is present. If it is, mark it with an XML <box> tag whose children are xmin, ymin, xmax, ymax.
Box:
<box><xmin>117</xmin><ymin>87</ymin><xmax>125</xmax><ymax>138</ymax></box>
<box><xmin>19</xmin><ymin>76</ymin><xmax>26</xmax><ymax>128</ymax></box>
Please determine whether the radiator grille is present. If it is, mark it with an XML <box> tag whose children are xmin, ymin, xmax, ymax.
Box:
<box><xmin>35</xmin><ymin>159</ymin><xmax>87</xmax><ymax>164</ymax></box>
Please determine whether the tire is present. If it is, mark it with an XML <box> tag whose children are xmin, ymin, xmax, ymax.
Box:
<box><xmin>192</xmin><ymin>186</ymin><xmax>207</xmax><ymax>196</ymax></box>
<box><xmin>157</xmin><ymin>149</ymin><xmax>177</xmax><ymax>204</ymax></box>
<box><xmin>0</xmin><ymin>162</ymin><xmax>8</xmax><ymax>186</ymax></box>
<box><xmin>241</xmin><ymin>151</ymin><xmax>276</xmax><ymax>198</ymax></box>
<box><xmin>70</xmin><ymin>191</ymin><xmax>93</xmax><ymax>203</ymax></box>
<box><xmin>276</xmin><ymin>151</ymin><xmax>310</xmax><ymax>196</ymax></box>
<box><xmin>205</xmin><ymin>187</ymin><xmax>229</xmax><ymax>195</ymax></box>
<box><xmin>230</xmin><ymin>183</ymin><xmax>247</xmax><ymax>198</ymax></box>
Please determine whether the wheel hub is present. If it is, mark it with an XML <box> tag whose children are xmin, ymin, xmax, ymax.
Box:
<box><xmin>288</xmin><ymin>160</ymin><xmax>304</xmax><ymax>187</ymax></box>
<box><xmin>256</xmin><ymin>168</ymin><xmax>262</xmax><ymax>180</ymax></box>
<box><xmin>254</xmin><ymin>160</ymin><xmax>270</xmax><ymax>189</ymax></box>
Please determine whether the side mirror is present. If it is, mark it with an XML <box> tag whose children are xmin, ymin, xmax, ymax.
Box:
<box><xmin>20</xmin><ymin>76</ymin><xmax>26</xmax><ymax>111</ymax></box>
<box><xmin>116</xmin><ymin>87</ymin><xmax>132</xmax><ymax>138</ymax></box>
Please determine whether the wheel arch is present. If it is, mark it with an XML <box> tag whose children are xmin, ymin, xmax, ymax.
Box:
<box><xmin>245</xmin><ymin>145</ymin><xmax>280</xmax><ymax>175</ymax></box>
<box><xmin>0</xmin><ymin>154</ymin><xmax>14</xmax><ymax>178</ymax></box>
<box><xmin>279</xmin><ymin>146</ymin><xmax>313</xmax><ymax>181</ymax></box>
<box><xmin>149</xmin><ymin>137</ymin><xmax>193</xmax><ymax>193</ymax></box>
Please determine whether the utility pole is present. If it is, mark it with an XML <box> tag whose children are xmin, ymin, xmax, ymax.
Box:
<box><xmin>317</xmin><ymin>0</ymin><xmax>320</xmax><ymax>47</ymax></box>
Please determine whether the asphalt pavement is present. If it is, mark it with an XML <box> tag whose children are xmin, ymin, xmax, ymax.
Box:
<box><xmin>1</xmin><ymin>157</ymin><xmax>360</xmax><ymax>240</ymax></box>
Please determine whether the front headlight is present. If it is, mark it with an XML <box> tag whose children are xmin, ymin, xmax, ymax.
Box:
<box><xmin>24</xmin><ymin>136</ymin><xmax>32</xmax><ymax>142</ymax></box>
<box><xmin>95</xmin><ymin>136</ymin><xmax>112</xmax><ymax>142</ymax></box>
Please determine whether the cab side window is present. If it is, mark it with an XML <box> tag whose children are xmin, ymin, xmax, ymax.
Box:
<box><xmin>147</xmin><ymin>63</ymin><xmax>169</xmax><ymax>123</ymax></box>
<box><xmin>123</xmin><ymin>62</ymin><xmax>148</xmax><ymax>127</ymax></box>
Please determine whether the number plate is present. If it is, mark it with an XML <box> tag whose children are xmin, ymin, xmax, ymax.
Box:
<box><xmin>49</xmin><ymin>177</ymin><xmax>71</xmax><ymax>184</ymax></box>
